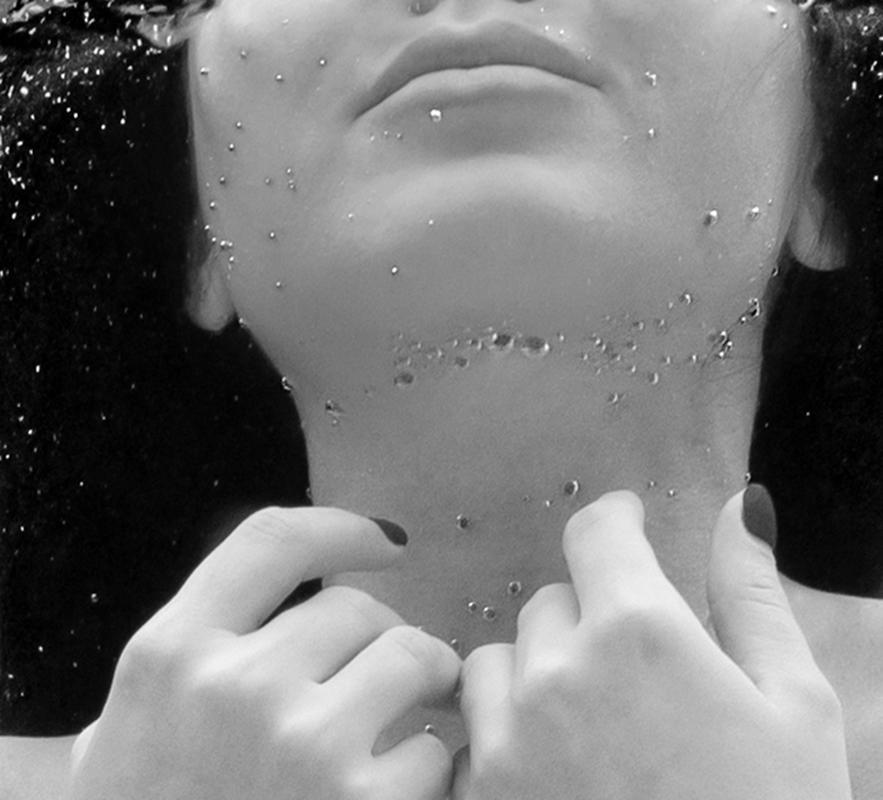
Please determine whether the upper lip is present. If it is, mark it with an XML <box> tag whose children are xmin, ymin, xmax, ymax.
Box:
<box><xmin>357</xmin><ymin>21</ymin><xmax>604</xmax><ymax>116</ymax></box>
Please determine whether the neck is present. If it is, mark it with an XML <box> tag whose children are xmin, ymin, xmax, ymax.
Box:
<box><xmin>300</xmin><ymin>311</ymin><xmax>761</xmax><ymax>642</ymax></box>
<box><xmin>288</xmin><ymin>305</ymin><xmax>762</xmax><ymax>747</ymax></box>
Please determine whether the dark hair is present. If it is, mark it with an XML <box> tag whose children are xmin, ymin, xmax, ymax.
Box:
<box><xmin>0</xmin><ymin>0</ymin><xmax>882</xmax><ymax>734</ymax></box>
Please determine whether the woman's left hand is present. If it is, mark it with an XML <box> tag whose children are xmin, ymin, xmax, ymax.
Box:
<box><xmin>452</xmin><ymin>489</ymin><xmax>853</xmax><ymax>800</ymax></box>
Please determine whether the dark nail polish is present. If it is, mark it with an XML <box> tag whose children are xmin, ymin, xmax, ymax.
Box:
<box><xmin>742</xmin><ymin>483</ymin><xmax>778</xmax><ymax>551</ymax></box>
<box><xmin>370</xmin><ymin>517</ymin><xmax>408</xmax><ymax>546</ymax></box>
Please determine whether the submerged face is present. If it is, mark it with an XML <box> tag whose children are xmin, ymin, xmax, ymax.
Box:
<box><xmin>188</xmin><ymin>0</ymin><xmax>813</xmax><ymax>404</ymax></box>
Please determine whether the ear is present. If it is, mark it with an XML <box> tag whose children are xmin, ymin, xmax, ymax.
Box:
<box><xmin>186</xmin><ymin>243</ymin><xmax>237</xmax><ymax>331</ymax></box>
<box><xmin>786</xmin><ymin>167</ymin><xmax>846</xmax><ymax>272</ymax></box>
<box><xmin>135</xmin><ymin>2</ymin><xmax>210</xmax><ymax>49</ymax></box>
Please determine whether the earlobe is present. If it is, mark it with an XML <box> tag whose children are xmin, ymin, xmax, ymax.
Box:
<box><xmin>786</xmin><ymin>180</ymin><xmax>846</xmax><ymax>272</ymax></box>
<box><xmin>133</xmin><ymin>2</ymin><xmax>211</xmax><ymax>49</ymax></box>
<box><xmin>186</xmin><ymin>245</ymin><xmax>237</xmax><ymax>331</ymax></box>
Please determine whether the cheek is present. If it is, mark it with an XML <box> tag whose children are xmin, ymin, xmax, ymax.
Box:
<box><xmin>608</xmin><ymin>0</ymin><xmax>811</xmax><ymax>243</ymax></box>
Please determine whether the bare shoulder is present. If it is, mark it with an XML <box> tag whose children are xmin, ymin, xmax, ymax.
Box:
<box><xmin>783</xmin><ymin>576</ymin><xmax>883</xmax><ymax>799</ymax></box>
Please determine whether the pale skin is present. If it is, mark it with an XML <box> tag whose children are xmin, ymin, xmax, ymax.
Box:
<box><xmin>3</xmin><ymin>0</ymin><xmax>883</xmax><ymax>797</ymax></box>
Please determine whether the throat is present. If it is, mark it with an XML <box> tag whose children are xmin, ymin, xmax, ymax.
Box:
<box><xmin>299</xmin><ymin>331</ymin><xmax>759</xmax><ymax>650</ymax></box>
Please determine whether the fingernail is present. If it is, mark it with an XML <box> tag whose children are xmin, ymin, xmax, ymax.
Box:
<box><xmin>742</xmin><ymin>483</ymin><xmax>778</xmax><ymax>551</ymax></box>
<box><xmin>370</xmin><ymin>517</ymin><xmax>408</xmax><ymax>546</ymax></box>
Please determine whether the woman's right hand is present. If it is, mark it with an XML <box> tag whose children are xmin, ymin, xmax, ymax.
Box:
<box><xmin>66</xmin><ymin>507</ymin><xmax>460</xmax><ymax>800</ymax></box>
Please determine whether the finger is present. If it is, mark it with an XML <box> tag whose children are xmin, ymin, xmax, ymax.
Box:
<box><xmin>450</xmin><ymin>746</ymin><xmax>471</xmax><ymax>800</ymax></box>
<box><xmin>707</xmin><ymin>485</ymin><xmax>826</xmax><ymax>707</ymax></box>
<box><xmin>326</xmin><ymin>626</ymin><xmax>461</xmax><ymax>745</ymax></box>
<box><xmin>562</xmin><ymin>491</ymin><xmax>673</xmax><ymax>616</ymax></box>
<box><xmin>245</xmin><ymin>585</ymin><xmax>405</xmax><ymax>682</ymax></box>
<box><xmin>514</xmin><ymin>583</ymin><xmax>579</xmax><ymax>679</ymax></box>
<box><xmin>170</xmin><ymin>507</ymin><xmax>407</xmax><ymax>633</ymax></box>
<box><xmin>372</xmin><ymin>732</ymin><xmax>454</xmax><ymax>800</ymax></box>
<box><xmin>459</xmin><ymin>643</ymin><xmax>514</xmax><ymax>757</ymax></box>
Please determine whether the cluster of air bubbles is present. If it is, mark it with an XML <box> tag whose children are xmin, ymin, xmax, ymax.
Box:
<box><xmin>324</xmin><ymin>399</ymin><xmax>344</xmax><ymax>425</ymax></box>
<box><xmin>703</xmin><ymin>209</ymin><xmax>720</xmax><ymax>227</ymax></box>
<box><xmin>738</xmin><ymin>297</ymin><xmax>762</xmax><ymax>324</ymax></box>
<box><xmin>710</xmin><ymin>329</ymin><xmax>733</xmax><ymax>359</ymax></box>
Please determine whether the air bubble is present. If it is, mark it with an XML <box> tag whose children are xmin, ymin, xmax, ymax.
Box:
<box><xmin>456</xmin><ymin>514</ymin><xmax>470</xmax><ymax>530</ymax></box>
<box><xmin>644</xmin><ymin>70</ymin><xmax>658</xmax><ymax>87</ymax></box>
<box><xmin>607</xmin><ymin>392</ymin><xmax>622</xmax><ymax>405</ymax></box>
<box><xmin>390</xmin><ymin>265</ymin><xmax>400</xmax><ymax>276</ymax></box>
<box><xmin>454</xmin><ymin>355</ymin><xmax>469</xmax><ymax>368</ymax></box>
<box><xmin>324</xmin><ymin>399</ymin><xmax>343</xmax><ymax>425</ymax></box>
<box><xmin>317</xmin><ymin>57</ymin><xmax>327</xmax><ymax>67</ymax></box>
<box><xmin>746</xmin><ymin>206</ymin><xmax>762</xmax><ymax>222</ymax></box>
<box><xmin>507</xmin><ymin>581</ymin><xmax>523</xmax><ymax>597</ymax></box>
<box><xmin>466</xmin><ymin>600</ymin><xmax>478</xmax><ymax>614</ymax></box>
<box><xmin>424</xmin><ymin>724</ymin><xmax>437</xmax><ymax>735</ymax></box>
<box><xmin>679</xmin><ymin>291</ymin><xmax>693</xmax><ymax>305</ymax></box>
<box><xmin>703</xmin><ymin>209</ymin><xmax>719</xmax><ymax>227</ymax></box>
<box><xmin>429</xmin><ymin>108</ymin><xmax>443</xmax><ymax>122</ymax></box>
<box><xmin>482</xmin><ymin>606</ymin><xmax>497</xmax><ymax>621</ymax></box>
<box><xmin>490</xmin><ymin>332</ymin><xmax>514</xmax><ymax>350</ymax></box>
<box><xmin>281</xmin><ymin>376</ymin><xmax>293</xmax><ymax>393</ymax></box>
<box><xmin>274</xmin><ymin>281</ymin><xmax>284</xmax><ymax>290</ymax></box>
<box><xmin>394</xmin><ymin>370</ymin><xmax>415</xmax><ymax>387</ymax></box>
<box><xmin>239</xmin><ymin>49</ymin><xmax>248</xmax><ymax>59</ymax></box>
<box><xmin>667</xmin><ymin>488</ymin><xmax>678</xmax><ymax>499</ymax></box>
<box><xmin>268</xmin><ymin>231</ymin><xmax>277</xmax><ymax>240</ymax></box>
<box><xmin>563</xmin><ymin>479</ymin><xmax>581</xmax><ymax>497</ymax></box>
<box><xmin>520</xmin><ymin>335</ymin><xmax>550</xmax><ymax>357</ymax></box>
<box><xmin>647</xmin><ymin>371</ymin><xmax>660</xmax><ymax>385</ymax></box>
<box><xmin>275</xmin><ymin>73</ymin><xmax>284</xmax><ymax>82</ymax></box>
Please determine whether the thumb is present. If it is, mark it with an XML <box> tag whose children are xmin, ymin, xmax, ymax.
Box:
<box><xmin>707</xmin><ymin>484</ymin><xmax>823</xmax><ymax>707</ymax></box>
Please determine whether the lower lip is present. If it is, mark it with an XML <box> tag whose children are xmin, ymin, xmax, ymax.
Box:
<box><xmin>366</xmin><ymin>64</ymin><xmax>595</xmax><ymax>117</ymax></box>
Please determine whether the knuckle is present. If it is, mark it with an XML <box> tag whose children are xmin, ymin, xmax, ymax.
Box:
<box><xmin>591</xmin><ymin>595</ymin><xmax>680</xmax><ymax>662</ymax></box>
<box><xmin>321</xmin><ymin>585</ymin><xmax>395</xmax><ymax>630</ymax></box>
<box><xmin>277</xmin><ymin>698</ymin><xmax>337</xmax><ymax>759</ymax></box>
<box><xmin>240</xmin><ymin>506</ymin><xmax>299</xmax><ymax>547</ymax></box>
<box><xmin>114</xmin><ymin>620</ymin><xmax>191</xmax><ymax>693</ymax></box>
<box><xmin>513</xmin><ymin>656</ymin><xmax>581</xmax><ymax>712</ymax></box>
<box><xmin>789</xmin><ymin>672</ymin><xmax>843</xmax><ymax>724</ymax></box>
<box><xmin>564</xmin><ymin>490</ymin><xmax>643</xmax><ymax>542</ymax></box>
<box><xmin>382</xmin><ymin>625</ymin><xmax>449</xmax><ymax>679</ymax></box>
